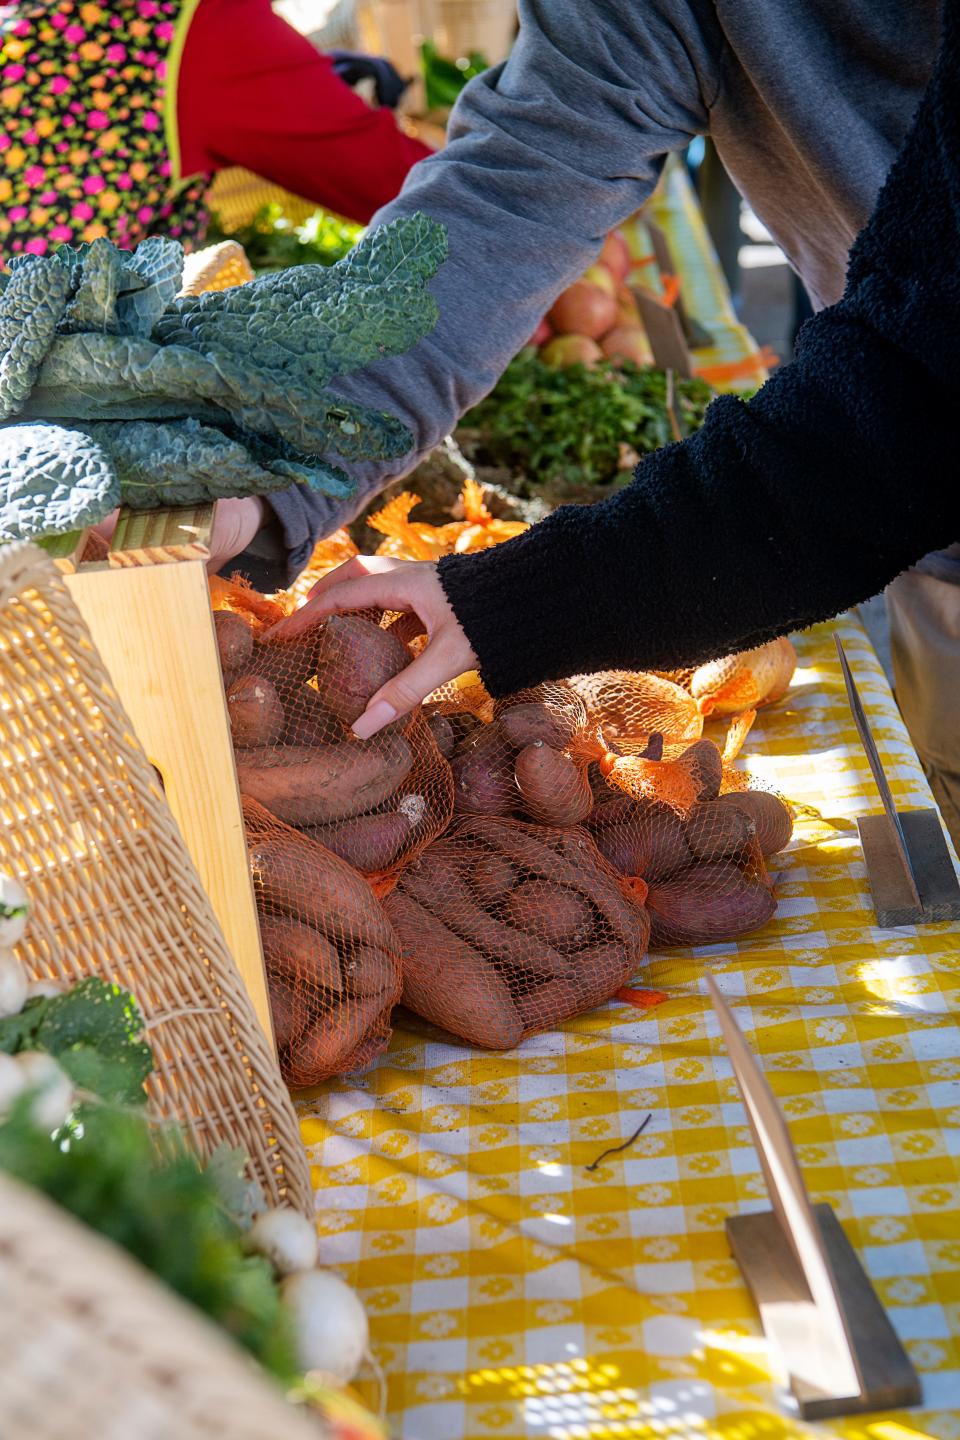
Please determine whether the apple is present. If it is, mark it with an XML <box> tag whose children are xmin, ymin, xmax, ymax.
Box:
<box><xmin>600</xmin><ymin>325</ymin><xmax>652</xmax><ymax>367</ymax></box>
<box><xmin>599</xmin><ymin>230</ymin><xmax>631</xmax><ymax>283</ymax></box>
<box><xmin>529</xmin><ymin>316</ymin><xmax>552</xmax><ymax>346</ymax></box>
<box><xmin>580</xmin><ymin>264</ymin><xmax>616</xmax><ymax>297</ymax></box>
<box><xmin>541</xmin><ymin>335</ymin><xmax>604</xmax><ymax>368</ymax></box>
<box><xmin>548</xmin><ymin>281</ymin><xmax>618</xmax><ymax>339</ymax></box>
<box><xmin>615</xmin><ymin>283</ymin><xmax>641</xmax><ymax>326</ymax></box>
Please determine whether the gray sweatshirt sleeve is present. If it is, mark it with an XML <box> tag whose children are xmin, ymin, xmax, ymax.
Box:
<box><xmin>264</xmin><ymin>0</ymin><xmax>722</xmax><ymax>581</ymax></box>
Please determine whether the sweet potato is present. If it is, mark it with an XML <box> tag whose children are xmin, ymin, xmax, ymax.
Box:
<box><xmin>401</xmin><ymin>842</ymin><xmax>572</xmax><ymax>978</ymax></box>
<box><xmin>250</xmin><ymin>632</ymin><xmax>322</xmax><ymax>694</ymax></box>
<box><xmin>716</xmin><ymin>790</ymin><xmax>793</xmax><ymax>855</ymax></box>
<box><xmin>341</xmin><ymin>945</ymin><xmax>395</xmax><ymax>998</ymax></box>
<box><xmin>281</xmin><ymin>683</ymin><xmax>341</xmax><ymax>746</ymax></box>
<box><xmin>247</xmin><ymin>827</ymin><xmax>398</xmax><ymax>953</ymax></box>
<box><xmin>426</xmin><ymin>710</ymin><xmax>456</xmax><ymax>758</ymax></box>
<box><xmin>267</xmin><ymin>970</ymin><xmax>303</xmax><ymax>1052</ymax></box>
<box><xmin>647</xmin><ymin>861</ymin><xmax>776</xmax><ymax>947</ymax></box>
<box><xmin>314</xmin><ymin>615</ymin><xmax>409</xmax><ymax>725</ymax></box>
<box><xmin>514</xmin><ymin>743</ymin><xmax>593</xmax><ymax>825</ymax></box>
<box><xmin>677</xmin><ymin>738</ymin><xmax>723</xmax><ymax>801</ymax></box>
<box><xmin>284</xmin><ymin>994</ymin><xmax>391</xmax><ymax>1086</ymax></box>
<box><xmin>499</xmin><ymin>702</ymin><xmax>578</xmax><ymax>750</ymax></box>
<box><xmin>227</xmin><ymin>674</ymin><xmax>285</xmax><ymax>748</ymax></box>
<box><xmin>514</xmin><ymin>941</ymin><xmax>641</xmax><ymax>1030</ymax></box>
<box><xmin>384</xmin><ymin>889</ymin><xmax>523</xmax><ymax>1048</ymax></box>
<box><xmin>470</xmin><ymin>849</ymin><xmax>519</xmax><ymax>906</ymax></box>
<box><xmin>587</xmin><ymin>797</ymin><xmax>690</xmax><ymax>881</ymax></box>
<box><xmin>259</xmin><ymin>915</ymin><xmax>342</xmax><ymax>994</ymax></box>
<box><xmin>452</xmin><ymin>725</ymin><xmax>515</xmax><ymax>816</ymax></box>
<box><xmin>305</xmin><ymin>810</ymin><xmax>412</xmax><ymax>874</ymax></box>
<box><xmin>214</xmin><ymin>610</ymin><xmax>253</xmax><ymax>677</ymax></box>
<box><xmin>686</xmin><ymin>799</ymin><xmax>756</xmax><ymax>861</ymax></box>
<box><xmin>237</xmin><ymin>733</ymin><xmax>413</xmax><ymax>826</ymax></box>
<box><xmin>502</xmin><ymin>878</ymin><xmax>595</xmax><ymax>950</ymax></box>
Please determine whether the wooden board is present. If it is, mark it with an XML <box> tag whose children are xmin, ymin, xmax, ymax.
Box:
<box><xmin>859</xmin><ymin>809</ymin><xmax>960</xmax><ymax>928</ymax></box>
<box><xmin>108</xmin><ymin>505</ymin><xmax>214</xmax><ymax>567</ymax></box>
<box><xmin>65</xmin><ymin>559</ymin><xmax>273</xmax><ymax>1046</ymax></box>
<box><xmin>727</xmin><ymin>1205</ymin><xmax>921</xmax><ymax>1418</ymax></box>
<box><xmin>634</xmin><ymin>288</ymin><xmax>693</xmax><ymax>377</ymax></box>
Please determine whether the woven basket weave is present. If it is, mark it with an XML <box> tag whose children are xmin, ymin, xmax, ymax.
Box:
<box><xmin>0</xmin><ymin>542</ymin><xmax>312</xmax><ymax>1215</ymax></box>
<box><xmin>0</xmin><ymin>1171</ymin><xmax>327</xmax><ymax>1440</ymax></box>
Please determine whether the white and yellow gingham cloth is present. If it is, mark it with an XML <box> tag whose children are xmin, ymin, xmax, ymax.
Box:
<box><xmin>300</xmin><ymin>614</ymin><xmax>960</xmax><ymax>1439</ymax></box>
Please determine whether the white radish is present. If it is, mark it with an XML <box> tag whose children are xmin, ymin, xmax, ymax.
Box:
<box><xmin>281</xmin><ymin>1269</ymin><xmax>369</xmax><ymax>1383</ymax></box>
<box><xmin>245</xmin><ymin>1206</ymin><xmax>319</xmax><ymax>1276</ymax></box>
<box><xmin>0</xmin><ymin>874</ymin><xmax>28</xmax><ymax>948</ymax></box>
<box><xmin>0</xmin><ymin>950</ymin><xmax>27</xmax><ymax>1018</ymax></box>
<box><xmin>15</xmin><ymin>1052</ymin><xmax>74</xmax><ymax>1131</ymax></box>
<box><xmin>0</xmin><ymin>1053</ymin><xmax>26</xmax><ymax>1117</ymax></box>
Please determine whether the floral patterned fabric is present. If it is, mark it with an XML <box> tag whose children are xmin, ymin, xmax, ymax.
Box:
<box><xmin>0</xmin><ymin>0</ymin><xmax>208</xmax><ymax>263</ymax></box>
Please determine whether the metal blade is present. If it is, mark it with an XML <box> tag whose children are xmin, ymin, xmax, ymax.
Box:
<box><xmin>834</xmin><ymin>636</ymin><xmax>922</xmax><ymax>910</ymax></box>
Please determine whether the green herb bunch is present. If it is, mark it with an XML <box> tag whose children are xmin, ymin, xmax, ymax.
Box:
<box><xmin>208</xmin><ymin>203</ymin><xmax>363</xmax><ymax>271</ymax></box>
<box><xmin>460</xmin><ymin>349</ymin><xmax>713</xmax><ymax>495</ymax></box>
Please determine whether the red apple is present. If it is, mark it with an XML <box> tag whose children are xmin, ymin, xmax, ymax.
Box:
<box><xmin>615</xmin><ymin>283</ymin><xmax>641</xmax><ymax>326</ymax></box>
<box><xmin>580</xmin><ymin>264</ymin><xmax>616</xmax><ymax>297</ymax></box>
<box><xmin>529</xmin><ymin>316</ymin><xmax>552</xmax><ymax>346</ymax></box>
<box><xmin>541</xmin><ymin>335</ymin><xmax>604</xmax><ymax>368</ymax></box>
<box><xmin>600</xmin><ymin>325</ymin><xmax>652</xmax><ymax>367</ymax></box>
<box><xmin>548</xmin><ymin>281</ymin><xmax>618</xmax><ymax>339</ymax></box>
<box><xmin>599</xmin><ymin>230</ymin><xmax>631</xmax><ymax>283</ymax></box>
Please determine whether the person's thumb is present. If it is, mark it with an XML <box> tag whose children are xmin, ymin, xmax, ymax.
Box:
<box><xmin>351</xmin><ymin>633</ymin><xmax>468</xmax><ymax>739</ymax></box>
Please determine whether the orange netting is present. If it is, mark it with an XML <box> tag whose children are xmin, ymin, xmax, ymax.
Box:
<box><xmin>211</xmin><ymin>578</ymin><xmax>795</xmax><ymax>1070</ymax></box>
<box><xmin>368</xmin><ymin>478</ymin><xmax>528</xmax><ymax>561</ymax></box>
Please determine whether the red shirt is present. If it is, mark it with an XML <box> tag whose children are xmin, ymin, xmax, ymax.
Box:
<box><xmin>177</xmin><ymin>0</ymin><xmax>432</xmax><ymax>226</ymax></box>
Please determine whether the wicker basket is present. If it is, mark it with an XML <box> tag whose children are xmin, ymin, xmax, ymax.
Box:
<box><xmin>0</xmin><ymin>542</ymin><xmax>312</xmax><ymax>1215</ymax></box>
<box><xmin>180</xmin><ymin>240</ymin><xmax>255</xmax><ymax>296</ymax></box>
<box><xmin>0</xmin><ymin>1171</ymin><xmax>331</xmax><ymax>1440</ymax></box>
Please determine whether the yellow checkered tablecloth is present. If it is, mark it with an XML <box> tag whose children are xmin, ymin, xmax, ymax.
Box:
<box><xmin>300</xmin><ymin>613</ymin><xmax>960</xmax><ymax>1439</ymax></box>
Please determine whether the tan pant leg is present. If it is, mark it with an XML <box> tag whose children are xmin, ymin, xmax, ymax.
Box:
<box><xmin>887</xmin><ymin>570</ymin><xmax>960</xmax><ymax>846</ymax></box>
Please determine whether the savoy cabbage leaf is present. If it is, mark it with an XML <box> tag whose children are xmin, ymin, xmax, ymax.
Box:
<box><xmin>0</xmin><ymin>422</ymin><xmax>118</xmax><ymax>541</ymax></box>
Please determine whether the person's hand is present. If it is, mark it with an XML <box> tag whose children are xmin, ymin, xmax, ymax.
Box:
<box><xmin>269</xmin><ymin>555</ymin><xmax>478</xmax><ymax>738</ymax></box>
<box><xmin>93</xmin><ymin>496</ymin><xmax>266</xmax><ymax>573</ymax></box>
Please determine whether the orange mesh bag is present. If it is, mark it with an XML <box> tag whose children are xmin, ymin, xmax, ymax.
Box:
<box><xmin>382</xmin><ymin>816</ymin><xmax>651</xmax><ymax>1047</ymax></box>
<box><xmin>568</xmin><ymin>670</ymin><xmax>704</xmax><ymax>755</ymax></box>
<box><xmin>210</xmin><ymin>581</ymin><xmax>455</xmax><ymax>1083</ymax></box>
<box><xmin>287</xmin><ymin>529</ymin><xmax>359</xmax><ymax>605</ymax></box>
<box><xmin>369</xmin><ymin>478</ymin><xmax>528</xmax><ymax>560</ymax></box>
<box><xmin>686</xmin><ymin>637</ymin><xmax>797</xmax><ymax>717</ymax></box>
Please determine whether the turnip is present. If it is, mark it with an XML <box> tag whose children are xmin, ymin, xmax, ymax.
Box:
<box><xmin>245</xmin><ymin>1205</ymin><xmax>319</xmax><ymax>1276</ymax></box>
<box><xmin>0</xmin><ymin>874</ymin><xmax>28</xmax><ymax>948</ymax></box>
<box><xmin>0</xmin><ymin>950</ymin><xmax>27</xmax><ymax>1018</ymax></box>
<box><xmin>0</xmin><ymin>1053</ymin><xmax>26</xmax><ymax>1117</ymax></box>
<box><xmin>15</xmin><ymin>1051</ymin><xmax>74</xmax><ymax>1131</ymax></box>
<box><xmin>281</xmin><ymin>1268</ymin><xmax>369</xmax><ymax>1383</ymax></box>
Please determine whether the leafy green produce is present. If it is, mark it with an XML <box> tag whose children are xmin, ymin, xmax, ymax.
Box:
<box><xmin>0</xmin><ymin>1103</ymin><xmax>297</xmax><ymax>1378</ymax></box>
<box><xmin>421</xmin><ymin>40</ymin><xmax>489</xmax><ymax>110</ymax></box>
<box><xmin>0</xmin><ymin>214</ymin><xmax>446</xmax><ymax>543</ymax></box>
<box><xmin>207</xmin><ymin>204</ymin><xmax>363</xmax><ymax>272</ymax></box>
<box><xmin>460</xmin><ymin>349</ymin><xmax>713</xmax><ymax>495</ymax></box>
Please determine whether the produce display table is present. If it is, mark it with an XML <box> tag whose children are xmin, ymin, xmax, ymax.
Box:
<box><xmin>299</xmin><ymin>613</ymin><xmax>960</xmax><ymax>1439</ymax></box>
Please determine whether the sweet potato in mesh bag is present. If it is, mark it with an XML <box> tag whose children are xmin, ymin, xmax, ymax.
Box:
<box><xmin>586</xmin><ymin>735</ymin><xmax>792</xmax><ymax>948</ymax></box>
<box><xmin>383</xmin><ymin>816</ymin><xmax>651</xmax><ymax>1048</ymax></box>
<box><xmin>212</xmin><ymin>582</ymin><xmax>455</xmax><ymax>883</ymax></box>
<box><xmin>244</xmin><ymin>797</ymin><xmax>403</xmax><ymax>1086</ymax></box>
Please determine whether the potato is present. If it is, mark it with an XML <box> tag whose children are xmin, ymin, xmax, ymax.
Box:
<box><xmin>499</xmin><ymin>702</ymin><xmax>577</xmax><ymax>749</ymax></box>
<box><xmin>686</xmin><ymin>799</ymin><xmax>756</xmax><ymax>861</ymax></box>
<box><xmin>452</xmin><ymin>725</ymin><xmax>515</xmax><ymax>816</ymax></box>
<box><xmin>426</xmin><ymin>710</ymin><xmax>456</xmax><ymax>758</ymax></box>
<box><xmin>214</xmin><ymin>610</ymin><xmax>253</xmax><ymax>677</ymax></box>
<box><xmin>677</xmin><ymin>738</ymin><xmax>723</xmax><ymax>801</ymax></box>
<box><xmin>246</xmin><ymin>823</ymin><xmax>399</xmax><ymax>953</ymax></box>
<box><xmin>284</xmin><ymin>995</ymin><xmax>391</xmax><ymax>1087</ymax></box>
<box><xmin>384</xmin><ymin>890</ymin><xmax>523</xmax><ymax>1049</ymax></box>
<box><xmin>259</xmin><ymin>915</ymin><xmax>342</xmax><ymax>994</ymax></box>
<box><xmin>502</xmin><ymin>878</ymin><xmax>595</xmax><ymax>950</ymax></box>
<box><xmin>237</xmin><ymin>733</ymin><xmax>413</xmax><ymax>826</ymax></box>
<box><xmin>587</xmin><ymin>797</ymin><xmax>690</xmax><ymax>881</ymax></box>
<box><xmin>267</xmin><ymin>970</ymin><xmax>304</xmax><ymax>1052</ymax></box>
<box><xmin>341</xmin><ymin>945</ymin><xmax>395</xmax><ymax>998</ymax></box>
<box><xmin>514</xmin><ymin>743</ymin><xmax>593</xmax><ymax>825</ymax></box>
<box><xmin>314</xmin><ymin>615</ymin><xmax>409</xmax><ymax>725</ymax></box>
<box><xmin>716</xmin><ymin>790</ymin><xmax>793</xmax><ymax>855</ymax></box>
<box><xmin>227</xmin><ymin>674</ymin><xmax>285</xmax><ymax>748</ymax></box>
<box><xmin>470</xmin><ymin>849</ymin><xmax>519</xmax><ymax>906</ymax></box>
<box><xmin>306</xmin><ymin>810</ymin><xmax>412</xmax><ymax>874</ymax></box>
<box><xmin>647</xmin><ymin>861</ymin><xmax>776</xmax><ymax>947</ymax></box>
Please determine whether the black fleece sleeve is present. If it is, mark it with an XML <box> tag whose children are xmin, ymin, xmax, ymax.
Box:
<box><xmin>438</xmin><ymin>0</ymin><xmax>960</xmax><ymax>698</ymax></box>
